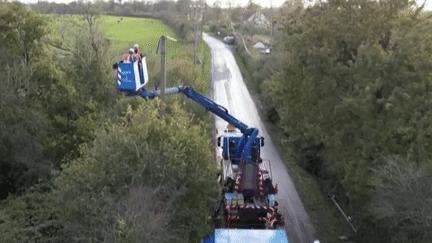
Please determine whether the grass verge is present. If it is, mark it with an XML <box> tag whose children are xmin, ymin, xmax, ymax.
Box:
<box><xmin>201</xmin><ymin>40</ymin><xmax>212</xmax><ymax>94</ymax></box>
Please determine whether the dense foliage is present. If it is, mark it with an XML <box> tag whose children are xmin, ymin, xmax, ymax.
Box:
<box><xmin>56</xmin><ymin>100</ymin><xmax>218</xmax><ymax>242</ymax></box>
<box><xmin>0</xmin><ymin>1</ymin><xmax>218</xmax><ymax>242</ymax></box>
<box><xmin>262</xmin><ymin>1</ymin><xmax>432</xmax><ymax>241</ymax></box>
<box><xmin>0</xmin><ymin>2</ymin><xmax>64</xmax><ymax>199</ymax></box>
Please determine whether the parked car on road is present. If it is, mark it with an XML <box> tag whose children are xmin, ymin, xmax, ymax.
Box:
<box><xmin>223</xmin><ymin>36</ymin><xmax>235</xmax><ymax>45</ymax></box>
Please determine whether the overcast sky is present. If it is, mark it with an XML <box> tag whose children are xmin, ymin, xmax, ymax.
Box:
<box><xmin>14</xmin><ymin>0</ymin><xmax>432</xmax><ymax>11</ymax></box>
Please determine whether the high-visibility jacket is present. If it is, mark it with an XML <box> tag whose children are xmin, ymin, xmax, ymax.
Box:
<box><xmin>132</xmin><ymin>52</ymin><xmax>141</xmax><ymax>60</ymax></box>
<box><xmin>135</xmin><ymin>48</ymin><xmax>143</xmax><ymax>57</ymax></box>
<box><xmin>122</xmin><ymin>53</ymin><xmax>132</xmax><ymax>63</ymax></box>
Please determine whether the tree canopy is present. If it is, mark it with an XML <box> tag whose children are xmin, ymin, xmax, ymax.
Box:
<box><xmin>0</xmin><ymin>2</ymin><xmax>218</xmax><ymax>242</ymax></box>
<box><xmin>262</xmin><ymin>0</ymin><xmax>432</xmax><ymax>241</ymax></box>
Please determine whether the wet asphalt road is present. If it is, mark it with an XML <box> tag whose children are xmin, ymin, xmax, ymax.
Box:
<box><xmin>203</xmin><ymin>33</ymin><xmax>319</xmax><ymax>243</ymax></box>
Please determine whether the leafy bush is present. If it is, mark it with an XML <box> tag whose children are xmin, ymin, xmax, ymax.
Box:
<box><xmin>56</xmin><ymin>100</ymin><xmax>218</xmax><ymax>242</ymax></box>
<box><xmin>0</xmin><ymin>187</ymin><xmax>66</xmax><ymax>243</ymax></box>
<box><xmin>356</xmin><ymin>156</ymin><xmax>432</xmax><ymax>243</ymax></box>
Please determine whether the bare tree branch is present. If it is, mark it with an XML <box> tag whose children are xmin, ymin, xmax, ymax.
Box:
<box><xmin>48</xmin><ymin>42</ymin><xmax>91</xmax><ymax>71</ymax></box>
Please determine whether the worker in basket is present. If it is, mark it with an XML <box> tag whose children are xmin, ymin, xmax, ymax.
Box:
<box><xmin>133</xmin><ymin>44</ymin><xmax>143</xmax><ymax>58</ymax></box>
<box><xmin>122</xmin><ymin>48</ymin><xmax>134</xmax><ymax>63</ymax></box>
<box><xmin>132</xmin><ymin>44</ymin><xmax>145</xmax><ymax>75</ymax></box>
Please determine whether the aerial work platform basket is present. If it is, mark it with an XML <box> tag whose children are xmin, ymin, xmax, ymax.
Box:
<box><xmin>114</xmin><ymin>57</ymin><xmax>149</xmax><ymax>92</ymax></box>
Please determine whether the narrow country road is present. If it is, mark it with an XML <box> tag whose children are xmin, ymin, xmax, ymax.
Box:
<box><xmin>203</xmin><ymin>33</ymin><xmax>319</xmax><ymax>243</ymax></box>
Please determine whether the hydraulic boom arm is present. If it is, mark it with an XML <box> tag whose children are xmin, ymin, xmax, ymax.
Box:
<box><xmin>124</xmin><ymin>85</ymin><xmax>259</xmax><ymax>163</ymax></box>
<box><xmin>114</xmin><ymin>59</ymin><xmax>288</xmax><ymax>233</ymax></box>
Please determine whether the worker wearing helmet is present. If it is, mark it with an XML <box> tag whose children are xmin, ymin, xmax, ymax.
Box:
<box><xmin>122</xmin><ymin>48</ymin><xmax>134</xmax><ymax>63</ymax></box>
<box><xmin>133</xmin><ymin>44</ymin><xmax>143</xmax><ymax>58</ymax></box>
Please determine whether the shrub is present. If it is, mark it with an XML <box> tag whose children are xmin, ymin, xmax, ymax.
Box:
<box><xmin>56</xmin><ymin>100</ymin><xmax>218</xmax><ymax>242</ymax></box>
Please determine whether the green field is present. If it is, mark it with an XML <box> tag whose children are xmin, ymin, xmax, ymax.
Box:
<box><xmin>101</xmin><ymin>16</ymin><xmax>182</xmax><ymax>59</ymax></box>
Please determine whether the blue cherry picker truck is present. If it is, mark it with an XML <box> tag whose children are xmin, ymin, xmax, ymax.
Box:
<box><xmin>113</xmin><ymin>55</ymin><xmax>288</xmax><ymax>242</ymax></box>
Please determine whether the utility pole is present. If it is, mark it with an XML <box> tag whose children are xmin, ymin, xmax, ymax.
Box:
<box><xmin>193</xmin><ymin>5</ymin><xmax>197</xmax><ymax>65</ymax></box>
<box><xmin>271</xmin><ymin>0</ymin><xmax>274</xmax><ymax>47</ymax></box>
<box><xmin>188</xmin><ymin>0</ymin><xmax>205</xmax><ymax>65</ymax></box>
<box><xmin>158</xmin><ymin>35</ymin><xmax>166</xmax><ymax>117</ymax></box>
<box><xmin>157</xmin><ymin>35</ymin><xmax>177</xmax><ymax>118</ymax></box>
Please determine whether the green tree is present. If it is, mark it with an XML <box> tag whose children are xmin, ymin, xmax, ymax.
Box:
<box><xmin>176</xmin><ymin>0</ymin><xmax>192</xmax><ymax>17</ymax></box>
<box><xmin>0</xmin><ymin>57</ymin><xmax>52</xmax><ymax>199</ymax></box>
<box><xmin>247</xmin><ymin>0</ymin><xmax>261</xmax><ymax>12</ymax></box>
<box><xmin>366</xmin><ymin>156</ymin><xmax>432</xmax><ymax>243</ymax></box>
<box><xmin>0</xmin><ymin>2</ymin><xmax>64</xmax><ymax>198</ymax></box>
<box><xmin>0</xmin><ymin>2</ymin><xmax>56</xmax><ymax>63</ymax></box>
<box><xmin>56</xmin><ymin>100</ymin><xmax>218</xmax><ymax>242</ymax></box>
<box><xmin>262</xmin><ymin>0</ymin><xmax>432</xmax><ymax>240</ymax></box>
<box><xmin>43</xmin><ymin>4</ymin><xmax>119</xmax><ymax>163</ymax></box>
<box><xmin>0</xmin><ymin>185</ymin><xmax>66</xmax><ymax>242</ymax></box>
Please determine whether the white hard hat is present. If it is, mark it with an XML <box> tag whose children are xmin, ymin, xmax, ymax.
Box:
<box><xmin>129</xmin><ymin>48</ymin><xmax>134</xmax><ymax>53</ymax></box>
<box><xmin>134</xmin><ymin>44</ymin><xmax>139</xmax><ymax>48</ymax></box>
